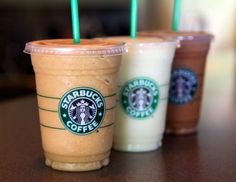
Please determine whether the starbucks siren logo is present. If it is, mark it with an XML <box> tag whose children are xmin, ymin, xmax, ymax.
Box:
<box><xmin>121</xmin><ymin>77</ymin><xmax>159</xmax><ymax>119</ymax></box>
<box><xmin>59</xmin><ymin>87</ymin><xmax>105</xmax><ymax>135</ymax></box>
<box><xmin>169</xmin><ymin>68</ymin><xmax>198</xmax><ymax>105</ymax></box>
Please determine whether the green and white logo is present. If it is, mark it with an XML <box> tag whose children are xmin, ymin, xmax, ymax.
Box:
<box><xmin>59</xmin><ymin>87</ymin><xmax>105</xmax><ymax>135</ymax></box>
<box><xmin>120</xmin><ymin>77</ymin><xmax>159</xmax><ymax>119</ymax></box>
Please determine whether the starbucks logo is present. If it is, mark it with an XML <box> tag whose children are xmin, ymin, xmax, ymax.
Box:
<box><xmin>121</xmin><ymin>77</ymin><xmax>159</xmax><ymax>119</ymax></box>
<box><xmin>59</xmin><ymin>87</ymin><xmax>105</xmax><ymax>135</ymax></box>
<box><xmin>169</xmin><ymin>68</ymin><xmax>198</xmax><ymax>105</ymax></box>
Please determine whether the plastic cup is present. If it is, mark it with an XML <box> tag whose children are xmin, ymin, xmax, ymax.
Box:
<box><xmin>98</xmin><ymin>36</ymin><xmax>178</xmax><ymax>152</ymax></box>
<box><xmin>139</xmin><ymin>31</ymin><xmax>213</xmax><ymax>135</ymax></box>
<box><xmin>24</xmin><ymin>39</ymin><xmax>126</xmax><ymax>171</ymax></box>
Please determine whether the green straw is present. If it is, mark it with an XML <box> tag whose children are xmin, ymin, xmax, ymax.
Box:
<box><xmin>172</xmin><ymin>0</ymin><xmax>181</xmax><ymax>32</ymax></box>
<box><xmin>70</xmin><ymin>0</ymin><xmax>80</xmax><ymax>44</ymax></box>
<box><xmin>130</xmin><ymin>0</ymin><xmax>138</xmax><ymax>39</ymax></box>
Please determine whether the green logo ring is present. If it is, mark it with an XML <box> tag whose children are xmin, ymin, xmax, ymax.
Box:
<box><xmin>58</xmin><ymin>87</ymin><xmax>105</xmax><ymax>135</ymax></box>
<box><xmin>120</xmin><ymin>77</ymin><xmax>160</xmax><ymax>119</ymax></box>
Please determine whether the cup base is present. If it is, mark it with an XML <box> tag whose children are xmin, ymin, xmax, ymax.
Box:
<box><xmin>45</xmin><ymin>157</ymin><xmax>109</xmax><ymax>172</ymax></box>
<box><xmin>165</xmin><ymin>127</ymin><xmax>197</xmax><ymax>135</ymax></box>
<box><xmin>44</xmin><ymin>151</ymin><xmax>110</xmax><ymax>172</ymax></box>
<box><xmin>113</xmin><ymin>141</ymin><xmax>162</xmax><ymax>152</ymax></box>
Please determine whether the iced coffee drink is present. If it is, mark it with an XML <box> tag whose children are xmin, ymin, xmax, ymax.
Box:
<box><xmin>24</xmin><ymin>39</ymin><xmax>126</xmax><ymax>171</ymax></box>
<box><xmin>140</xmin><ymin>31</ymin><xmax>213</xmax><ymax>134</ymax></box>
<box><xmin>99</xmin><ymin>37</ymin><xmax>178</xmax><ymax>152</ymax></box>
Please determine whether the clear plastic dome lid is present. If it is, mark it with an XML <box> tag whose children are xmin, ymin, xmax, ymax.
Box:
<box><xmin>24</xmin><ymin>39</ymin><xmax>127</xmax><ymax>56</ymax></box>
<box><xmin>96</xmin><ymin>36</ymin><xmax>179</xmax><ymax>49</ymax></box>
<box><xmin>139</xmin><ymin>31</ymin><xmax>214</xmax><ymax>41</ymax></box>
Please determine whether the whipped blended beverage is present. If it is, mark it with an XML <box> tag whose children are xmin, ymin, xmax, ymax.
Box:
<box><xmin>101</xmin><ymin>37</ymin><xmax>177</xmax><ymax>152</ymax></box>
<box><xmin>24</xmin><ymin>39</ymin><xmax>126</xmax><ymax>171</ymax></box>
<box><xmin>139</xmin><ymin>31</ymin><xmax>213</xmax><ymax>135</ymax></box>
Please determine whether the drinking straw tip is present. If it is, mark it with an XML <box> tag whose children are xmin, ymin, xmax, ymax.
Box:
<box><xmin>71</xmin><ymin>0</ymin><xmax>80</xmax><ymax>44</ymax></box>
<box><xmin>130</xmin><ymin>0</ymin><xmax>138</xmax><ymax>39</ymax></box>
<box><xmin>172</xmin><ymin>0</ymin><xmax>181</xmax><ymax>32</ymax></box>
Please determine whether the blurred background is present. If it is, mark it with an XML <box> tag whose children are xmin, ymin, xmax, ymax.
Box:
<box><xmin>0</xmin><ymin>0</ymin><xmax>235</xmax><ymax>117</ymax></box>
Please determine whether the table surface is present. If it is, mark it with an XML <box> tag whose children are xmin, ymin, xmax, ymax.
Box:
<box><xmin>0</xmin><ymin>50</ymin><xmax>235</xmax><ymax>182</ymax></box>
<box><xmin>0</xmin><ymin>92</ymin><xmax>235</xmax><ymax>182</ymax></box>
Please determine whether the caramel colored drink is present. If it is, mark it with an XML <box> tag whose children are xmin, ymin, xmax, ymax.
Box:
<box><xmin>139</xmin><ymin>31</ymin><xmax>213</xmax><ymax>135</ymax></box>
<box><xmin>24</xmin><ymin>39</ymin><xmax>126</xmax><ymax>171</ymax></box>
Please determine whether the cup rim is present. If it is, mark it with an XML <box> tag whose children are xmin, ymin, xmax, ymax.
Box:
<box><xmin>95</xmin><ymin>36</ymin><xmax>180</xmax><ymax>49</ymax></box>
<box><xmin>23</xmin><ymin>39</ymin><xmax>127</xmax><ymax>57</ymax></box>
<box><xmin>139</xmin><ymin>31</ymin><xmax>214</xmax><ymax>42</ymax></box>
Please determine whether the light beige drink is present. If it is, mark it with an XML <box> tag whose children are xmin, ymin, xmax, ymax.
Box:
<box><xmin>24</xmin><ymin>39</ymin><xmax>126</xmax><ymax>171</ymax></box>
<box><xmin>98</xmin><ymin>37</ymin><xmax>178</xmax><ymax>152</ymax></box>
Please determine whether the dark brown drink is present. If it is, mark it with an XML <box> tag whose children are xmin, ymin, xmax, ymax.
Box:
<box><xmin>139</xmin><ymin>31</ymin><xmax>213</xmax><ymax>135</ymax></box>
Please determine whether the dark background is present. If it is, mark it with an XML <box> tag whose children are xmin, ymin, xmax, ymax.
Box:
<box><xmin>0</xmin><ymin>1</ymin><xmax>130</xmax><ymax>100</ymax></box>
<box><xmin>0</xmin><ymin>0</ymin><xmax>235</xmax><ymax>102</ymax></box>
